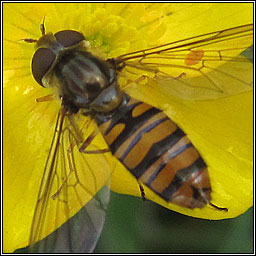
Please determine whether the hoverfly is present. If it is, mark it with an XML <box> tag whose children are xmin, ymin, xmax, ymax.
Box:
<box><xmin>22</xmin><ymin>21</ymin><xmax>252</xmax><ymax>253</ymax></box>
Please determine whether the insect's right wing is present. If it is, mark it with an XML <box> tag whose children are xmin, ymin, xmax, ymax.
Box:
<box><xmin>115</xmin><ymin>24</ymin><xmax>253</xmax><ymax>100</ymax></box>
<box><xmin>29</xmin><ymin>106</ymin><xmax>111</xmax><ymax>253</ymax></box>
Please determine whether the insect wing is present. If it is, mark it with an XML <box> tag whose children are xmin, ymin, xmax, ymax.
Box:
<box><xmin>116</xmin><ymin>24</ymin><xmax>253</xmax><ymax>100</ymax></box>
<box><xmin>30</xmin><ymin>186</ymin><xmax>110</xmax><ymax>253</ymax></box>
<box><xmin>29</xmin><ymin>107</ymin><xmax>111</xmax><ymax>253</ymax></box>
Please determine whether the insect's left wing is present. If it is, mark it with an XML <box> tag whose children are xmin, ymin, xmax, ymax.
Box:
<box><xmin>115</xmin><ymin>24</ymin><xmax>253</xmax><ymax>100</ymax></box>
<box><xmin>29</xmin><ymin>106</ymin><xmax>111</xmax><ymax>253</ymax></box>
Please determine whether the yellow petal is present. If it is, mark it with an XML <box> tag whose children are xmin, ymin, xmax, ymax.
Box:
<box><xmin>3</xmin><ymin>2</ymin><xmax>253</xmax><ymax>253</ymax></box>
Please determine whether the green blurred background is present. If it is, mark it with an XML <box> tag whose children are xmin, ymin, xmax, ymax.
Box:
<box><xmin>95</xmin><ymin>192</ymin><xmax>253</xmax><ymax>253</ymax></box>
<box><xmin>14</xmin><ymin>191</ymin><xmax>253</xmax><ymax>254</ymax></box>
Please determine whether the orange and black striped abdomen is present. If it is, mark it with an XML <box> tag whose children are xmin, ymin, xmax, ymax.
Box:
<box><xmin>95</xmin><ymin>94</ymin><xmax>211</xmax><ymax>209</ymax></box>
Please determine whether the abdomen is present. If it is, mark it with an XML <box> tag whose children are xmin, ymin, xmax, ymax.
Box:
<box><xmin>95</xmin><ymin>94</ymin><xmax>211</xmax><ymax>209</ymax></box>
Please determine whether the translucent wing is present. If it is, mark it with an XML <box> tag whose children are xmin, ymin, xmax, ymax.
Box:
<box><xmin>29</xmin><ymin>106</ymin><xmax>111</xmax><ymax>253</ymax></box>
<box><xmin>30</xmin><ymin>187</ymin><xmax>109</xmax><ymax>253</ymax></box>
<box><xmin>115</xmin><ymin>24</ymin><xmax>253</xmax><ymax>100</ymax></box>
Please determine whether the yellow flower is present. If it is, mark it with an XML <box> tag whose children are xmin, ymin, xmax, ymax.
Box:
<box><xmin>3</xmin><ymin>2</ymin><xmax>253</xmax><ymax>253</ymax></box>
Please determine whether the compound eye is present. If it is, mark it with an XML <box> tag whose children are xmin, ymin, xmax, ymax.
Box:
<box><xmin>54</xmin><ymin>30</ymin><xmax>85</xmax><ymax>47</ymax></box>
<box><xmin>32</xmin><ymin>48</ymin><xmax>56</xmax><ymax>87</ymax></box>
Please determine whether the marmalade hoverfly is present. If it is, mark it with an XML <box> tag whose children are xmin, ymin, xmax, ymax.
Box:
<box><xmin>21</xmin><ymin>21</ymin><xmax>252</xmax><ymax>253</ymax></box>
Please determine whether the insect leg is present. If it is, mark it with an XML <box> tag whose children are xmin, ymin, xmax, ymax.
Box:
<box><xmin>36</xmin><ymin>94</ymin><xmax>56</xmax><ymax>102</ymax></box>
<box><xmin>79</xmin><ymin>130</ymin><xmax>110</xmax><ymax>154</ymax></box>
<box><xmin>122</xmin><ymin>75</ymin><xmax>149</xmax><ymax>89</ymax></box>
<box><xmin>67</xmin><ymin>114</ymin><xmax>110</xmax><ymax>154</ymax></box>
<box><xmin>173</xmin><ymin>72</ymin><xmax>186</xmax><ymax>80</ymax></box>
<box><xmin>138</xmin><ymin>183</ymin><xmax>147</xmax><ymax>201</ymax></box>
<box><xmin>209</xmin><ymin>202</ymin><xmax>228</xmax><ymax>212</ymax></box>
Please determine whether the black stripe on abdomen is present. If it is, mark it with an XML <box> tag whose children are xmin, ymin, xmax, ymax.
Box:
<box><xmin>108</xmin><ymin>106</ymin><xmax>162</xmax><ymax>154</ymax></box>
<box><xmin>119</xmin><ymin>117</ymin><xmax>169</xmax><ymax>161</ymax></box>
<box><xmin>160</xmin><ymin>157</ymin><xmax>207</xmax><ymax>201</ymax></box>
<box><xmin>130</xmin><ymin>127</ymin><xmax>185</xmax><ymax>178</ymax></box>
<box><xmin>145</xmin><ymin>142</ymin><xmax>194</xmax><ymax>186</ymax></box>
